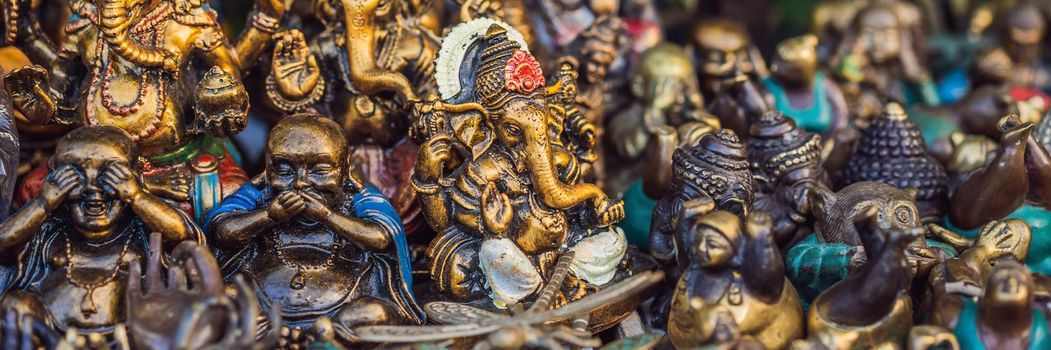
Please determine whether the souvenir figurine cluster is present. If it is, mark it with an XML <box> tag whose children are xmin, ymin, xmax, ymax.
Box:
<box><xmin>2</xmin><ymin>0</ymin><xmax>1051</xmax><ymax>349</ymax></box>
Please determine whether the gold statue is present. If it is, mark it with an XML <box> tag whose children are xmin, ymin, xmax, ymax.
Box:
<box><xmin>830</xmin><ymin>1</ymin><xmax>938</xmax><ymax>125</ymax></box>
<box><xmin>667</xmin><ymin>208</ymin><xmax>804</xmax><ymax>349</ymax></box>
<box><xmin>263</xmin><ymin>0</ymin><xmax>442</xmax><ymax>236</ymax></box>
<box><xmin>4</xmin><ymin>0</ymin><xmax>287</xmax><ymax>220</ymax></box>
<box><xmin>413</xmin><ymin>20</ymin><xmax>637</xmax><ymax>325</ymax></box>
<box><xmin>204</xmin><ymin>114</ymin><xmax>424</xmax><ymax>344</ymax></box>
<box><xmin>606</xmin><ymin>42</ymin><xmax>718</xmax><ymax>195</ymax></box>
<box><xmin>0</xmin><ymin>125</ymin><xmax>200</xmax><ymax>337</ymax></box>
<box><xmin>687</xmin><ymin>19</ymin><xmax>769</xmax><ymax>136</ymax></box>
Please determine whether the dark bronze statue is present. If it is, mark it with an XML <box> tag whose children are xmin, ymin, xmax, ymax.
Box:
<box><xmin>930</xmin><ymin>261</ymin><xmax>1050</xmax><ymax>350</ymax></box>
<box><xmin>667</xmin><ymin>209</ymin><xmax>803</xmax><ymax>349</ymax></box>
<box><xmin>792</xmin><ymin>206</ymin><xmax>921</xmax><ymax>349</ymax></box>
<box><xmin>786</xmin><ymin>181</ymin><xmax>946</xmax><ymax>301</ymax></box>
<box><xmin>261</xmin><ymin>0</ymin><xmax>442</xmax><ymax>236</ymax></box>
<box><xmin>747</xmin><ymin>110</ymin><xmax>826</xmax><ymax>245</ymax></box>
<box><xmin>126</xmin><ymin>233</ymin><xmax>276</xmax><ymax>350</ymax></box>
<box><xmin>762</xmin><ymin>35</ymin><xmax>849</xmax><ymax>135</ymax></box>
<box><xmin>205</xmin><ymin>114</ymin><xmax>424</xmax><ymax>343</ymax></box>
<box><xmin>648</xmin><ymin>129</ymin><xmax>753</xmax><ymax>325</ymax></box>
<box><xmin>0</xmin><ymin>125</ymin><xmax>199</xmax><ymax>337</ymax></box>
<box><xmin>842</xmin><ymin>102</ymin><xmax>948</xmax><ymax>222</ymax></box>
<box><xmin>830</xmin><ymin>1</ymin><xmax>938</xmax><ymax>125</ymax></box>
<box><xmin>687</xmin><ymin>19</ymin><xmax>769</xmax><ymax>136</ymax></box>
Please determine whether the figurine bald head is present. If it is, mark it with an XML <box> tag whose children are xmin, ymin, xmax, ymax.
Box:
<box><xmin>854</xmin><ymin>5</ymin><xmax>902</xmax><ymax>64</ymax></box>
<box><xmin>266</xmin><ymin>114</ymin><xmax>350</xmax><ymax>206</ymax></box>
<box><xmin>50</xmin><ymin>125</ymin><xmax>139</xmax><ymax>239</ymax></box>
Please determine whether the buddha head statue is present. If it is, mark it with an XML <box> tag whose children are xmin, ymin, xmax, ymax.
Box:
<box><xmin>689</xmin><ymin>19</ymin><xmax>753</xmax><ymax>80</ymax></box>
<box><xmin>50</xmin><ymin>125</ymin><xmax>140</xmax><ymax>241</ymax></box>
<box><xmin>265</xmin><ymin>114</ymin><xmax>353</xmax><ymax>208</ymax></box>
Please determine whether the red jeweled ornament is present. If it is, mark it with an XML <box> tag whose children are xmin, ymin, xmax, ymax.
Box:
<box><xmin>503</xmin><ymin>49</ymin><xmax>545</xmax><ymax>94</ymax></box>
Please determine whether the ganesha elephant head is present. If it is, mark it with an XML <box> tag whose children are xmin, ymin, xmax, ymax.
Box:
<box><xmin>459</xmin><ymin>92</ymin><xmax>623</xmax><ymax>226</ymax></box>
<box><xmin>97</xmin><ymin>0</ymin><xmax>179</xmax><ymax>70</ymax></box>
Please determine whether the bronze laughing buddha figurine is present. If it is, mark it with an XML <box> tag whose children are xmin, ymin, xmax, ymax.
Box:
<box><xmin>205</xmin><ymin>114</ymin><xmax>423</xmax><ymax>342</ymax></box>
<box><xmin>0</xmin><ymin>125</ymin><xmax>200</xmax><ymax>337</ymax></box>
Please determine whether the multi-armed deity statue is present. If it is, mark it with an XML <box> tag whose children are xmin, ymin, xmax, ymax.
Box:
<box><xmin>205</xmin><ymin>114</ymin><xmax>423</xmax><ymax>343</ymax></box>
<box><xmin>0</xmin><ymin>125</ymin><xmax>199</xmax><ymax>337</ymax></box>
<box><xmin>260</xmin><ymin>0</ymin><xmax>441</xmax><ymax>236</ymax></box>
<box><xmin>2</xmin><ymin>0</ymin><xmax>291</xmax><ymax>220</ymax></box>
<box><xmin>410</xmin><ymin>20</ymin><xmax>636</xmax><ymax>321</ymax></box>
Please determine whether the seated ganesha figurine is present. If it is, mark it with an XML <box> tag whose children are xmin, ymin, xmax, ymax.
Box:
<box><xmin>411</xmin><ymin>20</ymin><xmax>629</xmax><ymax>309</ymax></box>
<box><xmin>205</xmin><ymin>114</ymin><xmax>424</xmax><ymax>339</ymax></box>
<box><xmin>0</xmin><ymin>125</ymin><xmax>200</xmax><ymax>336</ymax></box>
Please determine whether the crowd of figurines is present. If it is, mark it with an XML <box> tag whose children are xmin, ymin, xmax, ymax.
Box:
<box><xmin>1</xmin><ymin>0</ymin><xmax>1051</xmax><ymax>348</ymax></box>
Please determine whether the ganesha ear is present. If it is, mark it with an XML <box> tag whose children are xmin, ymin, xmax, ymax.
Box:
<box><xmin>452</xmin><ymin>111</ymin><xmax>495</xmax><ymax>160</ymax></box>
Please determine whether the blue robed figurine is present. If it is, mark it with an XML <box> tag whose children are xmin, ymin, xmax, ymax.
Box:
<box><xmin>204</xmin><ymin>114</ymin><xmax>424</xmax><ymax>341</ymax></box>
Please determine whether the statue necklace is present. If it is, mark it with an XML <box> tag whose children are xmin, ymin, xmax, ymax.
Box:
<box><xmin>271</xmin><ymin>232</ymin><xmax>342</xmax><ymax>290</ymax></box>
<box><xmin>63</xmin><ymin>232</ymin><xmax>132</xmax><ymax>316</ymax></box>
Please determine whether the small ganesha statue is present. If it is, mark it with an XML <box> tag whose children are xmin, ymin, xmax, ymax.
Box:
<box><xmin>411</xmin><ymin>19</ymin><xmax>639</xmax><ymax>320</ymax></box>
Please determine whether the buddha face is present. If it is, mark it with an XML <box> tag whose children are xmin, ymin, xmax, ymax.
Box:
<box><xmin>51</xmin><ymin>130</ymin><xmax>137</xmax><ymax>240</ymax></box>
<box><xmin>691</xmin><ymin>21</ymin><xmax>750</xmax><ymax>79</ymax></box>
<box><xmin>267</xmin><ymin>116</ymin><xmax>348</xmax><ymax>208</ymax></box>
<box><xmin>857</xmin><ymin>7</ymin><xmax>901</xmax><ymax>64</ymax></box>
<box><xmin>584</xmin><ymin>50</ymin><xmax>613</xmax><ymax>85</ymax></box>
<box><xmin>693</xmin><ymin>226</ymin><xmax>734</xmax><ymax>268</ymax></box>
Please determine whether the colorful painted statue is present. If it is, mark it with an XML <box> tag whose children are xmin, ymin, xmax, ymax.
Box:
<box><xmin>949</xmin><ymin>116</ymin><xmax>1051</xmax><ymax>275</ymax></box>
<box><xmin>0</xmin><ymin>125</ymin><xmax>200</xmax><ymax>337</ymax></box>
<box><xmin>830</xmin><ymin>1</ymin><xmax>938</xmax><ymax>125</ymax></box>
<box><xmin>842</xmin><ymin>103</ymin><xmax>949</xmax><ymax>221</ymax></box>
<box><xmin>205</xmin><ymin>114</ymin><xmax>424</xmax><ymax>342</ymax></box>
<box><xmin>2</xmin><ymin>0</ymin><xmax>288</xmax><ymax>220</ymax></box>
<box><xmin>411</xmin><ymin>20</ymin><xmax>631</xmax><ymax>317</ymax></box>
<box><xmin>786</xmin><ymin>182</ymin><xmax>949</xmax><ymax>301</ymax></box>
<box><xmin>762</xmin><ymin>35</ymin><xmax>849</xmax><ymax>135</ymax></box>
<box><xmin>792</xmin><ymin>205</ymin><xmax>921</xmax><ymax>349</ymax></box>
<box><xmin>667</xmin><ymin>208</ymin><xmax>804</xmax><ymax>349</ymax></box>
<box><xmin>687</xmin><ymin>19</ymin><xmax>769</xmax><ymax>136</ymax></box>
<box><xmin>747</xmin><ymin>110</ymin><xmax>826</xmax><ymax>245</ymax></box>
<box><xmin>262</xmin><ymin>0</ymin><xmax>441</xmax><ymax>235</ymax></box>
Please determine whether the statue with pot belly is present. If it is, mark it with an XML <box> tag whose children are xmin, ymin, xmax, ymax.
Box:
<box><xmin>260</xmin><ymin>0</ymin><xmax>442</xmax><ymax>236</ymax></box>
<box><xmin>0</xmin><ymin>125</ymin><xmax>199</xmax><ymax>340</ymax></box>
<box><xmin>411</xmin><ymin>20</ymin><xmax>637</xmax><ymax>321</ymax></box>
<box><xmin>205</xmin><ymin>114</ymin><xmax>424</xmax><ymax>344</ymax></box>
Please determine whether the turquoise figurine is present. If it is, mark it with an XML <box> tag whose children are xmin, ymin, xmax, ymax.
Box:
<box><xmin>762</xmin><ymin>35</ymin><xmax>848</xmax><ymax>135</ymax></box>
